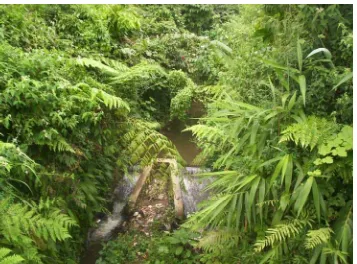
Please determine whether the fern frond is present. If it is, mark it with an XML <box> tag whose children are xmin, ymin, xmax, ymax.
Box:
<box><xmin>254</xmin><ymin>219</ymin><xmax>311</xmax><ymax>252</ymax></box>
<box><xmin>76</xmin><ymin>83</ymin><xmax>130</xmax><ymax>111</ymax></box>
<box><xmin>50</xmin><ymin>137</ymin><xmax>75</xmax><ymax>153</ymax></box>
<box><xmin>210</xmin><ymin>40</ymin><xmax>233</xmax><ymax>55</ymax></box>
<box><xmin>76</xmin><ymin>57</ymin><xmax>128</xmax><ymax>76</ymax></box>
<box><xmin>184</xmin><ymin>124</ymin><xmax>229</xmax><ymax>146</ymax></box>
<box><xmin>280</xmin><ymin>116</ymin><xmax>338</xmax><ymax>150</ymax></box>
<box><xmin>197</xmin><ymin>229</ymin><xmax>240</xmax><ymax>253</ymax></box>
<box><xmin>0</xmin><ymin>248</ymin><xmax>24</xmax><ymax>264</ymax></box>
<box><xmin>122</xmin><ymin>119</ymin><xmax>183</xmax><ymax>167</ymax></box>
<box><xmin>305</xmin><ymin>228</ymin><xmax>333</xmax><ymax>249</ymax></box>
<box><xmin>0</xmin><ymin>249</ymin><xmax>11</xmax><ymax>261</ymax></box>
<box><xmin>92</xmin><ymin>88</ymin><xmax>130</xmax><ymax>111</ymax></box>
<box><xmin>110</xmin><ymin>62</ymin><xmax>166</xmax><ymax>86</ymax></box>
<box><xmin>0</xmin><ymin>198</ymin><xmax>77</xmax><ymax>245</ymax></box>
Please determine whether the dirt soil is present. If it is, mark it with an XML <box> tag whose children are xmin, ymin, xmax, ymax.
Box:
<box><xmin>122</xmin><ymin>168</ymin><xmax>176</xmax><ymax>236</ymax></box>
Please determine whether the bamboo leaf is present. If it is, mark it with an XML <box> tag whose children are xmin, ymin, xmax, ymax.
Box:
<box><xmin>258</xmin><ymin>179</ymin><xmax>266</xmax><ymax>224</ymax></box>
<box><xmin>312</xmin><ymin>179</ymin><xmax>321</xmax><ymax>222</ymax></box>
<box><xmin>268</xmin><ymin>77</ymin><xmax>276</xmax><ymax>104</ymax></box>
<box><xmin>287</xmin><ymin>91</ymin><xmax>297</xmax><ymax>111</ymax></box>
<box><xmin>248</xmin><ymin>177</ymin><xmax>261</xmax><ymax>220</ymax></box>
<box><xmin>284</xmin><ymin>155</ymin><xmax>293</xmax><ymax>192</ymax></box>
<box><xmin>298</xmin><ymin>75</ymin><xmax>306</xmax><ymax>106</ymax></box>
<box><xmin>332</xmin><ymin>72</ymin><xmax>353</xmax><ymax>91</ymax></box>
<box><xmin>297</xmin><ymin>40</ymin><xmax>303</xmax><ymax>72</ymax></box>
<box><xmin>294</xmin><ymin>177</ymin><xmax>313</xmax><ymax>216</ymax></box>
<box><xmin>269</xmin><ymin>155</ymin><xmax>287</xmax><ymax>188</ymax></box>
<box><xmin>306</xmin><ymin>48</ymin><xmax>332</xmax><ymax>60</ymax></box>
<box><xmin>263</xmin><ymin>59</ymin><xmax>300</xmax><ymax>73</ymax></box>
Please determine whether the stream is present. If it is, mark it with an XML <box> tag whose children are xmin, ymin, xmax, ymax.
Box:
<box><xmin>81</xmin><ymin>102</ymin><xmax>210</xmax><ymax>264</ymax></box>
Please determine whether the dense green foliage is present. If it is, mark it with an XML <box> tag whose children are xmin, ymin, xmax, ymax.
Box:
<box><xmin>0</xmin><ymin>4</ymin><xmax>353</xmax><ymax>264</ymax></box>
<box><xmin>96</xmin><ymin>229</ymin><xmax>202</xmax><ymax>264</ymax></box>
<box><xmin>183</xmin><ymin>4</ymin><xmax>353</xmax><ymax>264</ymax></box>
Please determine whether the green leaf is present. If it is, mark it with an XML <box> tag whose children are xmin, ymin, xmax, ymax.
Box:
<box><xmin>268</xmin><ymin>77</ymin><xmax>276</xmax><ymax>104</ymax></box>
<box><xmin>269</xmin><ymin>155</ymin><xmax>286</xmax><ymax>188</ymax></box>
<box><xmin>248</xmin><ymin>177</ymin><xmax>261</xmax><ymax>221</ymax></box>
<box><xmin>332</xmin><ymin>147</ymin><xmax>347</xmax><ymax>157</ymax></box>
<box><xmin>263</xmin><ymin>59</ymin><xmax>300</xmax><ymax>73</ymax></box>
<box><xmin>175</xmin><ymin>246</ymin><xmax>184</xmax><ymax>255</ymax></box>
<box><xmin>258</xmin><ymin>180</ymin><xmax>266</xmax><ymax>224</ymax></box>
<box><xmin>294</xmin><ymin>177</ymin><xmax>313</xmax><ymax>216</ymax></box>
<box><xmin>312</xmin><ymin>179</ymin><xmax>321</xmax><ymax>222</ymax></box>
<box><xmin>287</xmin><ymin>91</ymin><xmax>297</xmax><ymax>111</ymax></box>
<box><xmin>318</xmin><ymin>144</ymin><xmax>331</xmax><ymax>156</ymax></box>
<box><xmin>158</xmin><ymin>246</ymin><xmax>169</xmax><ymax>253</ymax></box>
<box><xmin>306</xmin><ymin>48</ymin><xmax>332</xmax><ymax>60</ymax></box>
<box><xmin>332</xmin><ymin>72</ymin><xmax>353</xmax><ymax>91</ymax></box>
<box><xmin>250</xmin><ymin>121</ymin><xmax>259</xmax><ymax>145</ymax></box>
<box><xmin>297</xmin><ymin>40</ymin><xmax>303</xmax><ymax>72</ymax></box>
<box><xmin>281</xmin><ymin>93</ymin><xmax>289</xmax><ymax>108</ymax></box>
<box><xmin>298</xmin><ymin>75</ymin><xmax>306</xmax><ymax>106</ymax></box>
<box><xmin>322</xmin><ymin>156</ymin><xmax>333</xmax><ymax>164</ymax></box>
<box><xmin>284</xmin><ymin>155</ymin><xmax>293</xmax><ymax>192</ymax></box>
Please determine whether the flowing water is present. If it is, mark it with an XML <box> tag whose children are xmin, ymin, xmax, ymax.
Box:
<box><xmin>80</xmin><ymin>168</ymin><xmax>140</xmax><ymax>264</ymax></box>
<box><xmin>181</xmin><ymin>167</ymin><xmax>213</xmax><ymax>215</ymax></box>
<box><xmin>81</xmin><ymin>102</ymin><xmax>211</xmax><ymax>263</ymax></box>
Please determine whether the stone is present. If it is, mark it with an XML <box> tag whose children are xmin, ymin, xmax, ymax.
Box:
<box><xmin>163</xmin><ymin>223</ymin><xmax>171</xmax><ymax>231</ymax></box>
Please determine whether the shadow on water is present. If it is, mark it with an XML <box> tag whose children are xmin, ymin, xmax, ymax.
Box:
<box><xmin>80</xmin><ymin>243</ymin><xmax>102</xmax><ymax>264</ymax></box>
<box><xmin>161</xmin><ymin>100</ymin><xmax>204</xmax><ymax>165</ymax></box>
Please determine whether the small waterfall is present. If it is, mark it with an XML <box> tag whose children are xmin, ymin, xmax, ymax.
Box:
<box><xmin>181</xmin><ymin>167</ymin><xmax>213</xmax><ymax>216</ymax></box>
<box><xmin>81</xmin><ymin>168</ymin><xmax>141</xmax><ymax>264</ymax></box>
<box><xmin>88</xmin><ymin>168</ymin><xmax>140</xmax><ymax>242</ymax></box>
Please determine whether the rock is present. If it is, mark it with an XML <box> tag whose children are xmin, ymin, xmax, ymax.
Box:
<box><xmin>139</xmin><ymin>209</ymin><xmax>145</xmax><ymax>217</ymax></box>
<box><xmin>133</xmin><ymin>212</ymin><xmax>139</xmax><ymax>217</ymax></box>
<box><xmin>158</xmin><ymin>194</ymin><xmax>164</xmax><ymax>199</ymax></box>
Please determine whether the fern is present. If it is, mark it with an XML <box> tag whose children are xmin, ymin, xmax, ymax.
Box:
<box><xmin>36</xmin><ymin>128</ymin><xmax>75</xmax><ymax>153</ymax></box>
<box><xmin>76</xmin><ymin>57</ymin><xmax>128</xmax><ymax>76</ymax></box>
<box><xmin>91</xmin><ymin>87</ymin><xmax>130</xmax><ymax>111</ymax></box>
<box><xmin>197</xmin><ymin>229</ymin><xmax>240</xmax><ymax>253</ymax></box>
<box><xmin>0</xmin><ymin>248</ymin><xmax>24</xmax><ymax>264</ymax></box>
<box><xmin>0</xmin><ymin>198</ymin><xmax>77</xmax><ymax>247</ymax></box>
<box><xmin>110</xmin><ymin>62</ymin><xmax>166</xmax><ymax>86</ymax></box>
<box><xmin>170</xmin><ymin>80</ymin><xmax>195</xmax><ymax>121</ymax></box>
<box><xmin>305</xmin><ymin>228</ymin><xmax>332</xmax><ymax>249</ymax></box>
<box><xmin>185</xmin><ymin>124</ymin><xmax>227</xmax><ymax>144</ymax></box>
<box><xmin>76</xmin><ymin>83</ymin><xmax>130</xmax><ymax>111</ymax></box>
<box><xmin>254</xmin><ymin>219</ymin><xmax>312</xmax><ymax>252</ymax></box>
<box><xmin>280</xmin><ymin>116</ymin><xmax>338</xmax><ymax>150</ymax></box>
<box><xmin>122</xmin><ymin>119</ymin><xmax>183</xmax><ymax>167</ymax></box>
<box><xmin>77</xmin><ymin>57</ymin><xmax>167</xmax><ymax>88</ymax></box>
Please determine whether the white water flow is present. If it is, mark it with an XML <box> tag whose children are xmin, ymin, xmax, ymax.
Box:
<box><xmin>88</xmin><ymin>168</ymin><xmax>140</xmax><ymax>242</ymax></box>
<box><xmin>89</xmin><ymin>166</ymin><xmax>212</xmax><ymax>243</ymax></box>
<box><xmin>181</xmin><ymin>167</ymin><xmax>213</xmax><ymax>216</ymax></box>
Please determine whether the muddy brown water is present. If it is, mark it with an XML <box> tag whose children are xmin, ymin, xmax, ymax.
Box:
<box><xmin>161</xmin><ymin>120</ymin><xmax>200</xmax><ymax>165</ymax></box>
<box><xmin>161</xmin><ymin>100</ymin><xmax>204</xmax><ymax>165</ymax></box>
